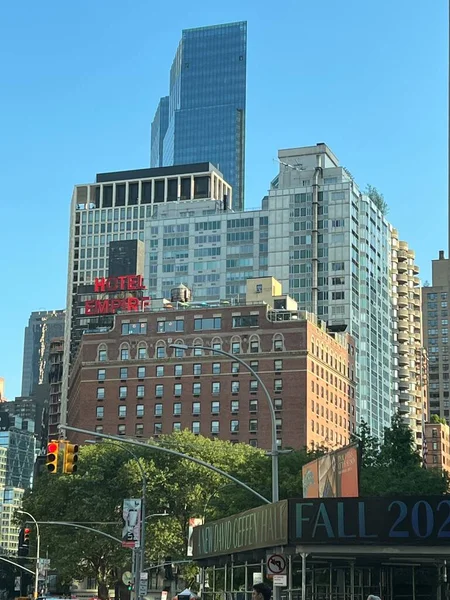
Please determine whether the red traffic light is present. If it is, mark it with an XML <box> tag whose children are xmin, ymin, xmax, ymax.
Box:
<box><xmin>24</xmin><ymin>528</ymin><xmax>31</xmax><ymax>535</ymax></box>
<box><xmin>47</xmin><ymin>442</ymin><xmax>58</xmax><ymax>453</ymax></box>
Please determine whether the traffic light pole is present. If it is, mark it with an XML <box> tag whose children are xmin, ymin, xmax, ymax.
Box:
<box><xmin>18</xmin><ymin>510</ymin><xmax>40</xmax><ymax>600</ymax></box>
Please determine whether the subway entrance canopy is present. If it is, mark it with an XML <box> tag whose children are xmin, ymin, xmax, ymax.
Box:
<box><xmin>192</xmin><ymin>497</ymin><xmax>450</xmax><ymax>600</ymax></box>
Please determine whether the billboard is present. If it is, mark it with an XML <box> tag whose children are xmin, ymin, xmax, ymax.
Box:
<box><xmin>302</xmin><ymin>444</ymin><xmax>359</xmax><ymax>498</ymax></box>
<box><xmin>122</xmin><ymin>498</ymin><xmax>142</xmax><ymax>548</ymax></box>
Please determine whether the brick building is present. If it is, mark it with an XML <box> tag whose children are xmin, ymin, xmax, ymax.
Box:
<box><xmin>68</xmin><ymin>280</ymin><xmax>356</xmax><ymax>450</ymax></box>
<box><xmin>424</xmin><ymin>421</ymin><xmax>450</xmax><ymax>473</ymax></box>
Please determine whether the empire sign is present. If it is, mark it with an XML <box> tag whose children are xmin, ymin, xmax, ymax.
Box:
<box><xmin>84</xmin><ymin>275</ymin><xmax>150</xmax><ymax>316</ymax></box>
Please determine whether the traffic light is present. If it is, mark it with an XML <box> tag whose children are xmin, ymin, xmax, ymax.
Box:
<box><xmin>127</xmin><ymin>583</ymin><xmax>134</xmax><ymax>592</ymax></box>
<box><xmin>63</xmin><ymin>443</ymin><xmax>79</xmax><ymax>474</ymax></box>
<box><xmin>18</xmin><ymin>527</ymin><xmax>31</xmax><ymax>557</ymax></box>
<box><xmin>46</xmin><ymin>441</ymin><xmax>59</xmax><ymax>473</ymax></box>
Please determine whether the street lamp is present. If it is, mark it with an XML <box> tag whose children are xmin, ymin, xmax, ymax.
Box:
<box><xmin>169</xmin><ymin>343</ymin><xmax>279</xmax><ymax>503</ymax></box>
<box><xmin>17</xmin><ymin>509</ymin><xmax>40</xmax><ymax>600</ymax></box>
<box><xmin>86</xmin><ymin>440</ymin><xmax>147</xmax><ymax>599</ymax></box>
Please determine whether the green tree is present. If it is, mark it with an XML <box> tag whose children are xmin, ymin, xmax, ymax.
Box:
<box><xmin>365</xmin><ymin>184</ymin><xmax>389</xmax><ymax>215</ymax></box>
<box><xmin>431</xmin><ymin>414</ymin><xmax>447</xmax><ymax>425</ymax></box>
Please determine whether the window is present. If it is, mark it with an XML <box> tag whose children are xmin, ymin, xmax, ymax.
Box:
<box><xmin>119</xmin><ymin>367</ymin><xmax>128</xmax><ymax>380</ymax></box>
<box><xmin>211</xmin><ymin>420</ymin><xmax>220</xmax><ymax>434</ymax></box>
<box><xmin>173</xmin><ymin>402</ymin><xmax>182</xmax><ymax>416</ymax></box>
<box><xmin>212</xmin><ymin>362</ymin><xmax>221</xmax><ymax>374</ymax></box>
<box><xmin>135</xmin><ymin>423</ymin><xmax>144</xmax><ymax>436</ymax></box>
<box><xmin>156</xmin><ymin>366</ymin><xmax>164</xmax><ymax>377</ymax></box>
<box><xmin>173</xmin><ymin>422</ymin><xmax>181</xmax><ymax>432</ymax></box>
<box><xmin>249</xmin><ymin>419</ymin><xmax>258</xmax><ymax>432</ymax></box>
<box><xmin>97</xmin><ymin>387</ymin><xmax>105</xmax><ymax>400</ymax></box>
<box><xmin>174</xmin><ymin>383</ymin><xmax>182</xmax><ymax>397</ymax></box>
<box><xmin>157</xmin><ymin>320</ymin><xmax>184</xmax><ymax>333</ymax></box>
<box><xmin>137</xmin><ymin>385</ymin><xmax>145</xmax><ymax>399</ymax></box>
<box><xmin>231</xmin><ymin>400</ymin><xmax>239</xmax><ymax>413</ymax></box>
<box><xmin>136</xmin><ymin>404</ymin><xmax>144</xmax><ymax>418</ymax></box>
<box><xmin>230</xmin><ymin>420</ymin><xmax>240</xmax><ymax>433</ymax></box>
<box><xmin>231</xmin><ymin>362</ymin><xmax>240</xmax><ymax>373</ymax></box>
<box><xmin>137</xmin><ymin>366</ymin><xmax>146</xmax><ymax>379</ymax></box>
<box><xmin>156</xmin><ymin>346</ymin><xmax>166</xmax><ymax>359</ymax></box>
<box><xmin>154</xmin><ymin>423</ymin><xmax>162</xmax><ymax>435</ymax></box>
<box><xmin>118</xmin><ymin>405</ymin><xmax>127</xmax><ymax>418</ymax></box>
<box><xmin>96</xmin><ymin>406</ymin><xmax>104</xmax><ymax>419</ymax></box>
<box><xmin>276</xmin><ymin>418</ymin><xmax>282</xmax><ymax>431</ymax></box>
<box><xmin>331</xmin><ymin>291</ymin><xmax>345</xmax><ymax>300</ymax></box>
<box><xmin>95</xmin><ymin>425</ymin><xmax>103</xmax><ymax>434</ymax></box>
<box><xmin>119</xmin><ymin>386</ymin><xmax>127</xmax><ymax>399</ymax></box>
<box><xmin>250</xmin><ymin>361</ymin><xmax>259</xmax><ymax>371</ymax></box>
<box><xmin>192</xmin><ymin>421</ymin><xmax>200</xmax><ymax>434</ymax></box>
<box><xmin>155</xmin><ymin>384</ymin><xmax>163</xmax><ymax>397</ymax></box>
<box><xmin>194</xmin><ymin>318</ymin><xmax>222</xmax><ymax>330</ymax></box>
<box><xmin>138</xmin><ymin>346</ymin><xmax>147</xmax><ymax>359</ymax></box>
<box><xmin>118</xmin><ymin>424</ymin><xmax>126</xmax><ymax>435</ymax></box>
<box><xmin>250</xmin><ymin>380</ymin><xmax>258</xmax><ymax>392</ymax></box>
<box><xmin>99</xmin><ymin>348</ymin><xmax>107</xmax><ymax>362</ymax></box>
<box><xmin>193</xmin><ymin>383</ymin><xmax>201</xmax><ymax>395</ymax></box>
<box><xmin>97</xmin><ymin>369</ymin><xmax>106</xmax><ymax>381</ymax></box>
<box><xmin>154</xmin><ymin>403</ymin><xmax>163</xmax><ymax>416</ymax></box>
<box><xmin>274</xmin><ymin>379</ymin><xmax>283</xmax><ymax>392</ymax></box>
<box><xmin>174</xmin><ymin>364</ymin><xmax>183</xmax><ymax>377</ymax></box>
<box><xmin>212</xmin><ymin>342</ymin><xmax>221</xmax><ymax>351</ymax></box>
<box><xmin>193</xmin><ymin>347</ymin><xmax>203</xmax><ymax>356</ymax></box>
<box><xmin>193</xmin><ymin>364</ymin><xmax>202</xmax><ymax>376</ymax></box>
<box><xmin>232</xmin><ymin>342</ymin><xmax>241</xmax><ymax>354</ymax></box>
<box><xmin>274</xmin><ymin>360</ymin><xmax>283</xmax><ymax>372</ymax></box>
<box><xmin>211</xmin><ymin>401</ymin><xmax>220</xmax><ymax>414</ymax></box>
<box><xmin>192</xmin><ymin>402</ymin><xmax>201</xmax><ymax>415</ymax></box>
<box><xmin>274</xmin><ymin>398</ymin><xmax>283</xmax><ymax>410</ymax></box>
<box><xmin>122</xmin><ymin>322</ymin><xmax>147</xmax><ymax>335</ymax></box>
<box><xmin>249</xmin><ymin>439</ymin><xmax>258</xmax><ymax>447</ymax></box>
<box><xmin>174</xmin><ymin>346</ymin><xmax>185</xmax><ymax>358</ymax></box>
<box><xmin>232</xmin><ymin>315</ymin><xmax>259</xmax><ymax>328</ymax></box>
<box><xmin>250</xmin><ymin>340</ymin><xmax>259</xmax><ymax>353</ymax></box>
<box><xmin>121</xmin><ymin>348</ymin><xmax>129</xmax><ymax>360</ymax></box>
<box><xmin>231</xmin><ymin>381</ymin><xmax>240</xmax><ymax>393</ymax></box>
<box><xmin>212</xmin><ymin>382</ymin><xmax>221</xmax><ymax>395</ymax></box>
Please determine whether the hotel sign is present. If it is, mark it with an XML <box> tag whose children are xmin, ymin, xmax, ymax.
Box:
<box><xmin>84</xmin><ymin>275</ymin><xmax>150</xmax><ymax>316</ymax></box>
<box><xmin>192</xmin><ymin>500</ymin><xmax>288</xmax><ymax>559</ymax></box>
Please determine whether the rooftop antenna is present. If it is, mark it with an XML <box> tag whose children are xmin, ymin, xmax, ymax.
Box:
<box><xmin>273</xmin><ymin>158</ymin><xmax>306</xmax><ymax>172</ymax></box>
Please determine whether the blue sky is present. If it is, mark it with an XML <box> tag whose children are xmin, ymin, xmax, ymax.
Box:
<box><xmin>0</xmin><ymin>0</ymin><xmax>447</xmax><ymax>399</ymax></box>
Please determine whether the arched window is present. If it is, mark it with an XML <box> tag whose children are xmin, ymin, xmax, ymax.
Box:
<box><xmin>230</xmin><ymin>335</ymin><xmax>241</xmax><ymax>355</ymax></box>
<box><xmin>155</xmin><ymin>340</ymin><xmax>166</xmax><ymax>359</ymax></box>
<box><xmin>192</xmin><ymin>337</ymin><xmax>204</xmax><ymax>357</ymax></box>
<box><xmin>119</xmin><ymin>342</ymin><xmax>130</xmax><ymax>361</ymax></box>
<box><xmin>137</xmin><ymin>342</ymin><xmax>148</xmax><ymax>360</ymax></box>
<box><xmin>248</xmin><ymin>334</ymin><xmax>260</xmax><ymax>354</ymax></box>
<box><xmin>273</xmin><ymin>334</ymin><xmax>284</xmax><ymax>352</ymax></box>
<box><xmin>211</xmin><ymin>336</ymin><xmax>223</xmax><ymax>352</ymax></box>
<box><xmin>172</xmin><ymin>338</ymin><xmax>186</xmax><ymax>358</ymax></box>
<box><xmin>98</xmin><ymin>343</ymin><xmax>108</xmax><ymax>362</ymax></box>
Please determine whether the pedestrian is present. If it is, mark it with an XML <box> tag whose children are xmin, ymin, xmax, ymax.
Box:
<box><xmin>367</xmin><ymin>595</ymin><xmax>381</xmax><ymax>600</ymax></box>
<box><xmin>252</xmin><ymin>583</ymin><xmax>272</xmax><ymax>600</ymax></box>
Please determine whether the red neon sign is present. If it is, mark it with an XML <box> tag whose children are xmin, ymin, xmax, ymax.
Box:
<box><xmin>84</xmin><ymin>275</ymin><xmax>150</xmax><ymax>316</ymax></box>
<box><xmin>94</xmin><ymin>275</ymin><xmax>146</xmax><ymax>293</ymax></box>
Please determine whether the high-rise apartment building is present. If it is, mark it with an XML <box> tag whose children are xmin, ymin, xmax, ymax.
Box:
<box><xmin>21</xmin><ymin>310</ymin><xmax>65</xmax><ymax>396</ymax></box>
<box><xmin>422</xmin><ymin>251</ymin><xmax>450</xmax><ymax>419</ymax></box>
<box><xmin>390</xmin><ymin>230</ymin><xmax>428</xmax><ymax>449</ymax></box>
<box><xmin>68</xmin><ymin>278</ymin><xmax>356</xmax><ymax>449</ymax></box>
<box><xmin>48</xmin><ymin>338</ymin><xmax>64</xmax><ymax>441</ymax></box>
<box><xmin>151</xmin><ymin>22</ymin><xmax>247</xmax><ymax>211</ymax></box>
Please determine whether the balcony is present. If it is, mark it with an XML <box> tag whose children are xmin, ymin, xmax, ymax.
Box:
<box><xmin>398</xmin><ymin>354</ymin><xmax>409</xmax><ymax>367</ymax></box>
<box><xmin>397</xmin><ymin>295</ymin><xmax>408</xmax><ymax>308</ymax></box>
<box><xmin>398</xmin><ymin>308</ymin><xmax>410</xmax><ymax>320</ymax></box>
<box><xmin>399</xmin><ymin>366</ymin><xmax>409</xmax><ymax>379</ymax></box>
<box><xmin>397</xmin><ymin>272</ymin><xmax>408</xmax><ymax>286</ymax></box>
<box><xmin>397</xmin><ymin>330</ymin><xmax>409</xmax><ymax>343</ymax></box>
<box><xmin>397</xmin><ymin>319</ymin><xmax>409</xmax><ymax>332</ymax></box>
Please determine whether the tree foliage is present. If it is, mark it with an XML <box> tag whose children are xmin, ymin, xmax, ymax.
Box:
<box><xmin>431</xmin><ymin>414</ymin><xmax>447</xmax><ymax>425</ymax></box>
<box><xmin>365</xmin><ymin>184</ymin><xmax>389</xmax><ymax>215</ymax></box>
<box><xmin>352</xmin><ymin>414</ymin><xmax>449</xmax><ymax>496</ymax></box>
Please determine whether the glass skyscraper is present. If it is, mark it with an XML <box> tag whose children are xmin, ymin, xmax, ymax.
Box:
<box><xmin>151</xmin><ymin>22</ymin><xmax>247</xmax><ymax>211</ymax></box>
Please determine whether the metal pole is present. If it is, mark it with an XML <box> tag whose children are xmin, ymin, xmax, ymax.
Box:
<box><xmin>288</xmin><ymin>555</ymin><xmax>293</xmax><ymax>600</ymax></box>
<box><xmin>61</xmin><ymin>424</ymin><xmax>270</xmax><ymax>504</ymax></box>
<box><xmin>169</xmin><ymin>344</ymin><xmax>279</xmax><ymax>502</ymax></box>
<box><xmin>301</xmin><ymin>553</ymin><xmax>307</xmax><ymax>600</ymax></box>
<box><xmin>32</xmin><ymin>521</ymin><xmax>123</xmax><ymax>544</ymax></box>
<box><xmin>0</xmin><ymin>557</ymin><xmax>34</xmax><ymax>575</ymax></box>
<box><xmin>18</xmin><ymin>510</ymin><xmax>40</xmax><ymax>599</ymax></box>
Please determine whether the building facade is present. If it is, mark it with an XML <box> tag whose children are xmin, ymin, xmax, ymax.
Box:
<box><xmin>63</xmin><ymin>163</ymin><xmax>233</xmax><ymax>424</ymax></box>
<box><xmin>48</xmin><ymin>338</ymin><xmax>64</xmax><ymax>441</ymax></box>
<box><xmin>68</xmin><ymin>280</ymin><xmax>356</xmax><ymax>450</ymax></box>
<box><xmin>424</xmin><ymin>421</ymin><xmax>450</xmax><ymax>472</ymax></box>
<box><xmin>390</xmin><ymin>230</ymin><xmax>428</xmax><ymax>449</ymax></box>
<box><xmin>0</xmin><ymin>484</ymin><xmax>24</xmax><ymax>555</ymax></box>
<box><xmin>151</xmin><ymin>22</ymin><xmax>247</xmax><ymax>211</ymax></box>
<box><xmin>21</xmin><ymin>310</ymin><xmax>65</xmax><ymax>397</ymax></box>
<box><xmin>422</xmin><ymin>251</ymin><xmax>450</xmax><ymax>420</ymax></box>
<box><xmin>0</xmin><ymin>413</ymin><xmax>36</xmax><ymax>489</ymax></box>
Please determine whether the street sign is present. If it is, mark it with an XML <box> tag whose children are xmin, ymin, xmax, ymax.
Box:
<box><xmin>14</xmin><ymin>577</ymin><xmax>20</xmax><ymax>592</ymax></box>
<box><xmin>266</xmin><ymin>553</ymin><xmax>287</xmax><ymax>576</ymax></box>
<box><xmin>122</xmin><ymin>571</ymin><xmax>133</xmax><ymax>586</ymax></box>
<box><xmin>253</xmin><ymin>573</ymin><xmax>263</xmax><ymax>585</ymax></box>
<box><xmin>273</xmin><ymin>575</ymin><xmax>287</xmax><ymax>587</ymax></box>
<box><xmin>139</xmin><ymin>572</ymin><xmax>148</xmax><ymax>596</ymax></box>
<box><xmin>122</xmin><ymin>499</ymin><xmax>142</xmax><ymax>548</ymax></box>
